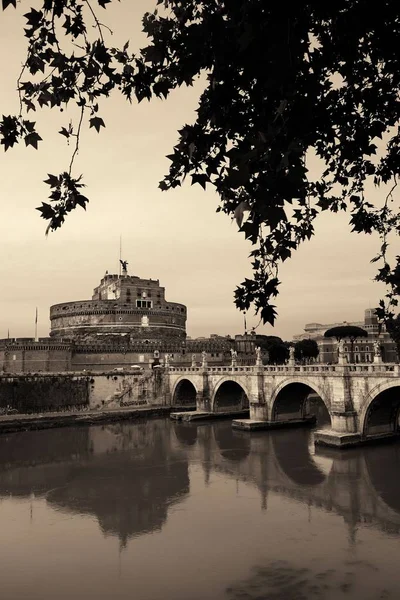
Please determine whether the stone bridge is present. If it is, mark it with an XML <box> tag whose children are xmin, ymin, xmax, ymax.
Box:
<box><xmin>166</xmin><ymin>362</ymin><xmax>400</xmax><ymax>447</ymax></box>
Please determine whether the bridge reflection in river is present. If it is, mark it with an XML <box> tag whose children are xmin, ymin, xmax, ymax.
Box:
<box><xmin>1</xmin><ymin>416</ymin><xmax>400</xmax><ymax>599</ymax></box>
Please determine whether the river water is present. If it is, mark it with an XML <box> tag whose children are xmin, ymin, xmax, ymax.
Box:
<box><xmin>1</xmin><ymin>415</ymin><xmax>400</xmax><ymax>600</ymax></box>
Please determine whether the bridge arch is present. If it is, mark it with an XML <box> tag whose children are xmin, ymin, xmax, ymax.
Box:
<box><xmin>270</xmin><ymin>378</ymin><xmax>331</xmax><ymax>425</ymax></box>
<box><xmin>211</xmin><ymin>378</ymin><xmax>250</xmax><ymax>413</ymax></box>
<box><xmin>359</xmin><ymin>381</ymin><xmax>400</xmax><ymax>438</ymax></box>
<box><xmin>171</xmin><ymin>378</ymin><xmax>197</xmax><ymax>407</ymax></box>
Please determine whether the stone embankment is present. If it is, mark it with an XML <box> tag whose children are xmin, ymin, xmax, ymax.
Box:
<box><xmin>0</xmin><ymin>405</ymin><xmax>172</xmax><ymax>435</ymax></box>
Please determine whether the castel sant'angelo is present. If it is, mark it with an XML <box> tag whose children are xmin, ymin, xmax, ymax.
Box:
<box><xmin>50</xmin><ymin>263</ymin><xmax>187</xmax><ymax>343</ymax></box>
<box><xmin>0</xmin><ymin>262</ymin><xmax>244</xmax><ymax>374</ymax></box>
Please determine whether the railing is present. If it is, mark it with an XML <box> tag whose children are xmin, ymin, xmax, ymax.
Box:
<box><xmin>167</xmin><ymin>363</ymin><xmax>400</xmax><ymax>375</ymax></box>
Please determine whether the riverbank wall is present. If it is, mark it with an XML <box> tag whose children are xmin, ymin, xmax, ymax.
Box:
<box><xmin>0</xmin><ymin>374</ymin><xmax>89</xmax><ymax>413</ymax></box>
<box><xmin>0</xmin><ymin>369</ymin><xmax>170</xmax><ymax>415</ymax></box>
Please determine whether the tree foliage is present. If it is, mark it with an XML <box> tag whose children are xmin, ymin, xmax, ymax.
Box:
<box><xmin>1</xmin><ymin>0</ymin><xmax>400</xmax><ymax>325</ymax></box>
<box><xmin>325</xmin><ymin>325</ymin><xmax>368</xmax><ymax>363</ymax></box>
<box><xmin>324</xmin><ymin>325</ymin><xmax>368</xmax><ymax>341</ymax></box>
<box><xmin>257</xmin><ymin>336</ymin><xmax>289</xmax><ymax>364</ymax></box>
<box><xmin>294</xmin><ymin>339</ymin><xmax>319</xmax><ymax>362</ymax></box>
<box><xmin>386</xmin><ymin>314</ymin><xmax>400</xmax><ymax>361</ymax></box>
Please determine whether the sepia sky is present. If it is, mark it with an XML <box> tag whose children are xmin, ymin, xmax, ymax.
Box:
<box><xmin>0</xmin><ymin>1</ymin><xmax>391</xmax><ymax>341</ymax></box>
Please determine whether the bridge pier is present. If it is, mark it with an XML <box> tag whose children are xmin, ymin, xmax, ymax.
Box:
<box><xmin>196</xmin><ymin>370</ymin><xmax>211</xmax><ymax>412</ymax></box>
<box><xmin>314</xmin><ymin>411</ymin><xmax>361</xmax><ymax>448</ymax></box>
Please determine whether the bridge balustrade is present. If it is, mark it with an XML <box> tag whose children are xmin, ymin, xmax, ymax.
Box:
<box><xmin>168</xmin><ymin>363</ymin><xmax>399</xmax><ymax>374</ymax></box>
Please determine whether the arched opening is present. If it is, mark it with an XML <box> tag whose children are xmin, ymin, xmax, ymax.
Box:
<box><xmin>213</xmin><ymin>422</ymin><xmax>250</xmax><ymax>462</ymax></box>
<box><xmin>364</xmin><ymin>386</ymin><xmax>400</xmax><ymax>437</ymax></box>
<box><xmin>173</xmin><ymin>423</ymin><xmax>198</xmax><ymax>446</ymax></box>
<box><xmin>305</xmin><ymin>394</ymin><xmax>331</xmax><ymax>429</ymax></box>
<box><xmin>173</xmin><ymin>379</ymin><xmax>197</xmax><ymax>407</ymax></box>
<box><xmin>272</xmin><ymin>429</ymin><xmax>328</xmax><ymax>486</ymax></box>
<box><xmin>213</xmin><ymin>381</ymin><xmax>249</xmax><ymax>413</ymax></box>
<box><xmin>273</xmin><ymin>383</ymin><xmax>331</xmax><ymax>427</ymax></box>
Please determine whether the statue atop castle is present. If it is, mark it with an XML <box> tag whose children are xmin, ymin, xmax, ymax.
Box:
<box><xmin>120</xmin><ymin>259</ymin><xmax>128</xmax><ymax>276</ymax></box>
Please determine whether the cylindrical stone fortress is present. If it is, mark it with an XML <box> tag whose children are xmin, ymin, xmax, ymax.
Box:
<box><xmin>50</xmin><ymin>272</ymin><xmax>187</xmax><ymax>342</ymax></box>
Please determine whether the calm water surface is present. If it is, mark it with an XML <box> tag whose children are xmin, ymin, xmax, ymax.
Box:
<box><xmin>1</xmin><ymin>415</ymin><xmax>400</xmax><ymax>600</ymax></box>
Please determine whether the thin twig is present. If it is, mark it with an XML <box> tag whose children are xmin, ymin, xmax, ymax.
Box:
<box><xmin>69</xmin><ymin>104</ymin><xmax>85</xmax><ymax>175</ymax></box>
<box><xmin>83</xmin><ymin>0</ymin><xmax>105</xmax><ymax>44</ymax></box>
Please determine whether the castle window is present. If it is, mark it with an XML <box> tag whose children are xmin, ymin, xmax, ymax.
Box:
<box><xmin>136</xmin><ymin>300</ymin><xmax>152</xmax><ymax>309</ymax></box>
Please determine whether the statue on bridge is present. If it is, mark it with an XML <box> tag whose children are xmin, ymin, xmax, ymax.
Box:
<box><xmin>191</xmin><ymin>353</ymin><xmax>197</xmax><ymax>367</ymax></box>
<box><xmin>337</xmin><ymin>339</ymin><xmax>347</xmax><ymax>365</ymax></box>
<box><xmin>255</xmin><ymin>346</ymin><xmax>262</xmax><ymax>365</ymax></box>
<box><xmin>201</xmin><ymin>351</ymin><xmax>207</xmax><ymax>367</ymax></box>
<box><xmin>373</xmin><ymin>340</ymin><xmax>382</xmax><ymax>364</ymax></box>
<box><xmin>288</xmin><ymin>346</ymin><xmax>295</xmax><ymax>366</ymax></box>
<box><xmin>230</xmin><ymin>348</ymin><xmax>238</xmax><ymax>367</ymax></box>
<box><xmin>373</xmin><ymin>340</ymin><xmax>381</xmax><ymax>356</ymax></box>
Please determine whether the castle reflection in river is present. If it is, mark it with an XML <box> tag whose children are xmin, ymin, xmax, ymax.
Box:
<box><xmin>1</xmin><ymin>419</ymin><xmax>400</xmax><ymax>547</ymax></box>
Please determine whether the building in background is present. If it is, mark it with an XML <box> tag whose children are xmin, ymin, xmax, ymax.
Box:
<box><xmin>293</xmin><ymin>308</ymin><xmax>397</xmax><ymax>363</ymax></box>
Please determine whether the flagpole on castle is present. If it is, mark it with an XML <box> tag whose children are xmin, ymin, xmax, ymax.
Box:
<box><xmin>119</xmin><ymin>235</ymin><xmax>122</xmax><ymax>277</ymax></box>
<box><xmin>35</xmin><ymin>307</ymin><xmax>38</xmax><ymax>342</ymax></box>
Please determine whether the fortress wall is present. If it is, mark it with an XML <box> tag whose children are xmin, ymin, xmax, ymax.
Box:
<box><xmin>2</xmin><ymin>347</ymin><xmax>72</xmax><ymax>373</ymax></box>
<box><xmin>72</xmin><ymin>351</ymin><xmax>149</xmax><ymax>371</ymax></box>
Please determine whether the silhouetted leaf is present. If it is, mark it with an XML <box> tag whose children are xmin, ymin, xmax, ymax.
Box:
<box><xmin>89</xmin><ymin>117</ymin><xmax>105</xmax><ymax>132</ymax></box>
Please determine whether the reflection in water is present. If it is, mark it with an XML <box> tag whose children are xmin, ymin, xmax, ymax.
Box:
<box><xmin>364</xmin><ymin>443</ymin><xmax>400</xmax><ymax>514</ymax></box>
<box><xmin>1</xmin><ymin>418</ymin><xmax>400</xmax><ymax>599</ymax></box>
<box><xmin>213</xmin><ymin>423</ymin><xmax>251</xmax><ymax>462</ymax></box>
<box><xmin>0</xmin><ymin>421</ymin><xmax>190</xmax><ymax>546</ymax></box>
<box><xmin>173</xmin><ymin>422</ymin><xmax>198</xmax><ymax>446</ymax></box>
<box><xmin>272</xmin><ymin>429</ymin><xmax>327</xmax><ymax>486</ymax></box>
<box><xmin>226</xmin><ymin>561</ymin><xmax>355</xmax><ymax>600</ymax></box>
